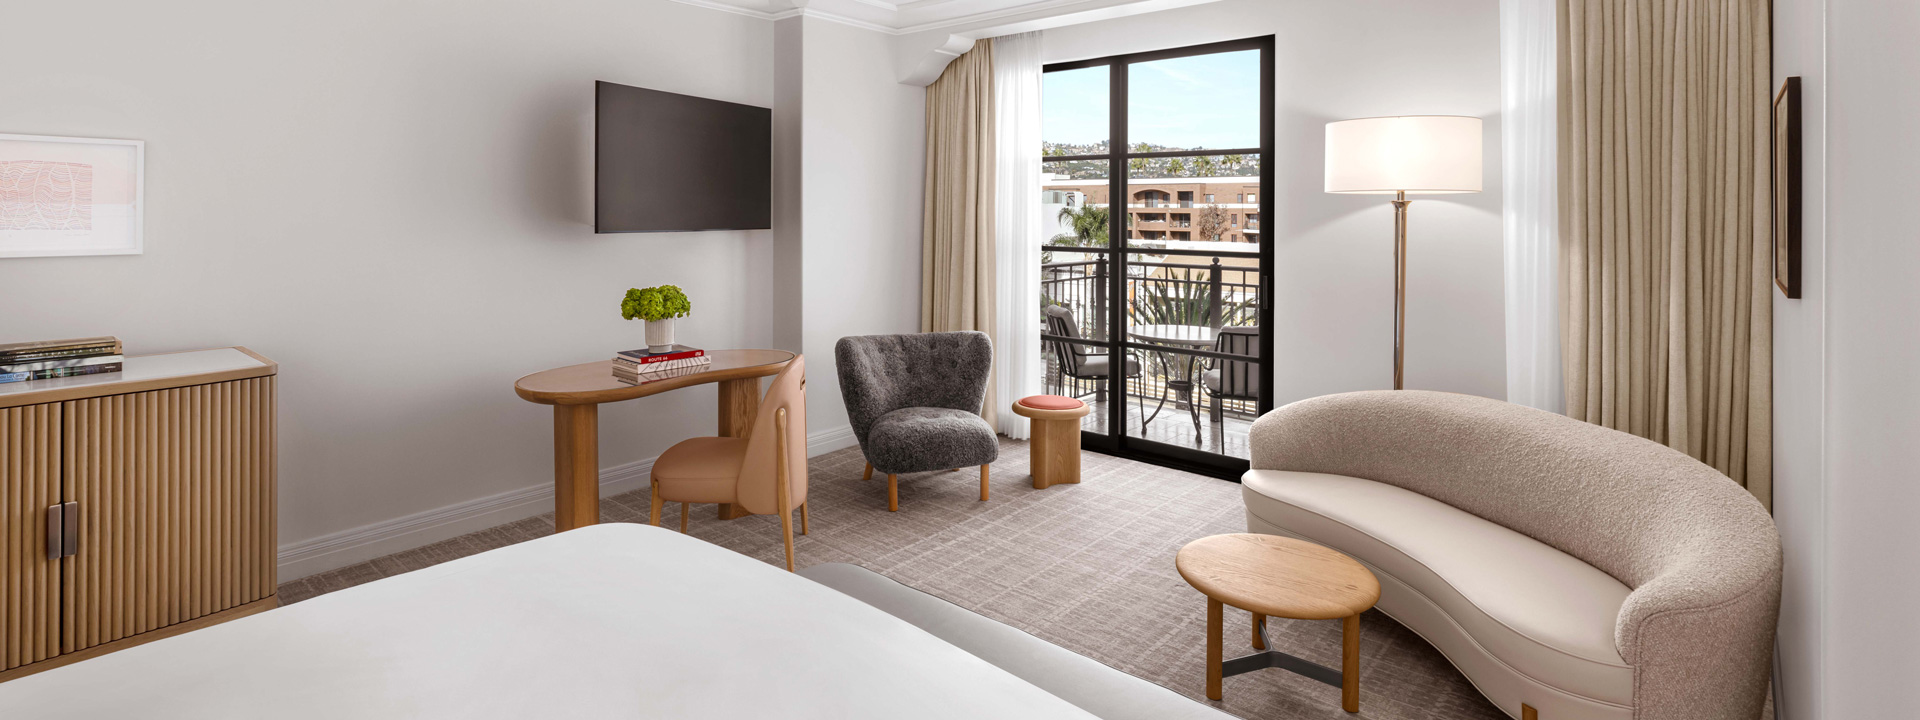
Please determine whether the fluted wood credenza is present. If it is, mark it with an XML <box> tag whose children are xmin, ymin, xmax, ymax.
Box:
<box><xmin>0</xmin><ymin>347</ymin><xmax>278</xmax><ymax>682</ymax></box>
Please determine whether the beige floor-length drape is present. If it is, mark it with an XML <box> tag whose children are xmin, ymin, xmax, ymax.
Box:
<box><xmin>1558</xmin><ymin>0</ymin><xmax>1772</xmax><ymax>507</ymax></box>
<box><xmin>922</xmin><ymin>41</ymin><xmax>999</xmax><ymax>426</ymax></box>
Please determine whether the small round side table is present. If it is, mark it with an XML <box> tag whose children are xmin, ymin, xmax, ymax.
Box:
<box><xmin>1176</xmin><ymin>533</ymin><xmax>1381</xmax><ymax>713</ymax></box>
<box><xmin>1010</xmin><ymin>395</ymin><xmax>1091</xmax><ymax>489</ymax></box>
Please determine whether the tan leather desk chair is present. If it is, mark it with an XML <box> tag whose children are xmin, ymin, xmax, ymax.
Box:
<box><xmin>650</xmin><ymin>355</ymin><xmax>810</xmax><ymax>570</ymax></box>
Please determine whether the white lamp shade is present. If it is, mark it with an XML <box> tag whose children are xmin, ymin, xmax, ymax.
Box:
<box><xmin>1325</xmin><ymin>116</ymin><xmax>1483</xmax><ymax>194</ymax></box>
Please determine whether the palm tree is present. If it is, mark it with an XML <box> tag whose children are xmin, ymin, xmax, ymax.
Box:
<box><xmin>1168</xmin><ymin>157</ymin><xmax>1187</xmax><ymax>176</ymax></box>
<box><xmin>1195</xmin><ymin>156</ymin><xmax>1219</xmax><ymax>177</ymax></box>
<box><xmin>1056</xmin><ymin>205</ymin><xmax>1112</xmax><ymax>247</ymax></box>
<box><xmin>1223</xmin><ymin>154</ymin><xmax>1246</xmax><ymax>174</ymax></box>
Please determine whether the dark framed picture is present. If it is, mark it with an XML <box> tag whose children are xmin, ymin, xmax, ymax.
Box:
<box><xmin>1773</xmin><ymin>77</ymin><xmax>1802</xmax><ymax>299</ymax></box>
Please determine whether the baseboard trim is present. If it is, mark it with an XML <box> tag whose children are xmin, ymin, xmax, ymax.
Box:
<box><xmin>807</xmin><ymin>423</ymin><xmax>858</xmax><ymax>456</ymax></box>
<box><xmin>276</xmin><ymin>423</ymin><xmax>859</xmax><ymax>581</ymax></box>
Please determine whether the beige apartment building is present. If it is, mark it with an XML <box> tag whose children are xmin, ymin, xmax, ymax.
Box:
<box><xmin>1042</xmin><ymin>175</ymin><xmax>1262</xmax><ymax>244</ymax></box>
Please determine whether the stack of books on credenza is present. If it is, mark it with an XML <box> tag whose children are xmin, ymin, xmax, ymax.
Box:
<box><xmin>0</xmin><ymin>336</ymin><xmax>125</xmax><ymax>384</ymax></box>
<box><xmin>612</xmin><ymin>344</ymin><xmax>710</xmax><ymax>384</ymax></box>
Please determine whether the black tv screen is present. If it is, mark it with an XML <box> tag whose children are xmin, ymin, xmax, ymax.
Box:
<box><xmin>595</xmin><ymin>81</ymin><xmax>771</xmax><ymax>233</ymax></box>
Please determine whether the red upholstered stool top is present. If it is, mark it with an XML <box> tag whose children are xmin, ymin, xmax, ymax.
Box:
<box><xmin>1018</xmin><ymin>394</ymin><xmax>1085</xmax><ymax>411</ymax></box>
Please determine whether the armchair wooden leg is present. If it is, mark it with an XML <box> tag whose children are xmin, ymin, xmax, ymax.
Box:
<box><xmin>799</xmin><ymin>502</ymin><xmax>809</xmax><ymax>535</ymax></box>
<box><xmin>680</xmin><ymin>502</ymin><xmax>689</xmax><ymax>533</ymax></box>
<box><xmin>1521</xmin><ymin>704</ymin><xmax>1537</xmax><ymax>720</ymax></box>
<box><xmin>649</xmin><ymin>480</ymin><xmax>663</xmax><ymax>527</ymax></box>
<box><xmin>887</xmin><ymin>474</ymin><xmax>899</xmax><ymax>512</ymax></box>
<box><xmin>863</xmin><ymin>462</ymin><xmax>873</xmax><ymax>481</ymax></box>
<box><xmin>979</xmin><ymin>465</ymin><xmax>990</xmax><ymax>501</ymax></box>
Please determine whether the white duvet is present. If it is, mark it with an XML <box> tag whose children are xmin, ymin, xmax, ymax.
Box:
<box><xmin>0</xmin><ymin>524</ymin><xmax>1098</xmax><ymax>719</ymax></box>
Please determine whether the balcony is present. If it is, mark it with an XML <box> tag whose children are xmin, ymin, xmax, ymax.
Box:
<box><xmin>1039</xmin><ymin>255</ymin><xmax>1263</xmax><ymax>458</ymax></box>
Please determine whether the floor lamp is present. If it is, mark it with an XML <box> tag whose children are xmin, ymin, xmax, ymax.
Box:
<box><xmin>1324</xmin><ymin>116</ymin><xmax>1483</xmax><ymax>390</ymax></box>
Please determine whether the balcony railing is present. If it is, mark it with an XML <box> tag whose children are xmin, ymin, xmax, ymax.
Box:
<box><xmin>1039</xmin><ymin>254</ymin><xmax>1262</xmax><ymax>419</ymax></box>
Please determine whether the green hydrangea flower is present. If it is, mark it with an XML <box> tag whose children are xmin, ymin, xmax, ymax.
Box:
<box><xmin>621</xmin><ymin>285</ymin><xmax>692</xmax><ymax>322</ymax></box>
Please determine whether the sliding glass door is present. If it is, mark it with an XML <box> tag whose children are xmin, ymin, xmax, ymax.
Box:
<box><xmin>1039</xmin><ymin>37</ymin><xmax>1275</xmax><ymax>478</ymax></box>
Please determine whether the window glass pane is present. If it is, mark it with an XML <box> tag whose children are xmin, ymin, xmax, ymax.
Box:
<box><xmin>1043</xmin><ymin>65</ymin><xmax>1110</xmax><ymax>156</ymax></box>
<box><xmin>1041</xmin><ymin>158</ymin><xmax>1113</xmax><ymax>436</ymax></box>
<box><xmin>1043</xmin><ymin>159</ymin><xmax>1111</xmax><ymax>250</ymax></box>
<box><xmin>1127</xmin><ymin>49</ymin><xmax>1260</xmax><ymax>152</ymax></box>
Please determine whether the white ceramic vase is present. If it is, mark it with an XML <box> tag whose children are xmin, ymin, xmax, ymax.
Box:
<box><xmin>645</xmin><ymin>318</ymin><xmax>676</xmax><ymax>353</ymax></box>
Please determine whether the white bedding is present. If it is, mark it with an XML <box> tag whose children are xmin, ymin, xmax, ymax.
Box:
<box><xmin>0</xmin><ymin>524</ymin><xmax>1098</xmax><ymax>719</ymax></box>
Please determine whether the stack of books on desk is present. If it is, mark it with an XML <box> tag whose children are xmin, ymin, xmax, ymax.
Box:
<box><xmin>1</xmin><ymin>337</ymin><xmax>125</xmax><ymax>384</ymax></box>
<box><xmin>612</xmin><ymin>345</ymin><xmax>710</xmax><ymax>383</ymax></box>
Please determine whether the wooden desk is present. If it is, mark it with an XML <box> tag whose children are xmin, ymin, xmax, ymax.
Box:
<box><xmin>514</xmin><ymin>349</ymin><xmax>796</xmax><ymax>532</ymax></box>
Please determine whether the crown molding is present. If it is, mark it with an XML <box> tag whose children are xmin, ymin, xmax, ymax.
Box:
<box><xmin>667</xmin><ymin>0</ymin><xmax>1150</xmax><ymax>36</ymax></box>
<box><xmin>783</xmin><ymin>7</ymin><xmax>901</xmax><ymax>34</ymax></box>
<box><xmin>668</xmin><ymin>0</ymin><xmax>786</xmax><ymax>21</ymax></box>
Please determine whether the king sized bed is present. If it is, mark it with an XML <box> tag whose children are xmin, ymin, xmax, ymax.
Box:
<box><xmin>0</xmin><ymin>524</ymin><xmax>1229</xmax><ymax>720</ymax></box>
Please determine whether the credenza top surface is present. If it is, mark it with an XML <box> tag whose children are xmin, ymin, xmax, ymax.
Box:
<box><xmin>0</xmin><ymin>347</ymin><xmax>276</xmax><ymax>409</ymax></box>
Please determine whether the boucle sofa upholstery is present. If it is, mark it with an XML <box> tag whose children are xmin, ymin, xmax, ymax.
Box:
<box><xmin>1243</xmin><ymin>391</ymin><xmax>1780</xmax><ymax>720</ymax></box>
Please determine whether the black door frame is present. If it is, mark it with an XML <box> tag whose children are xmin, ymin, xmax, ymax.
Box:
<box><xmin>1041</xmin><ymin>35</ymin><xmax>1276</xmax><ymax>480</ymax></box>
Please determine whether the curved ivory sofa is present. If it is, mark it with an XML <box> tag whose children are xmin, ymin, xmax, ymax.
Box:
<box><xmin>1242</xmin><ymin>391</ymin><xmax>1780</xmax><ymax>720</ymax></box>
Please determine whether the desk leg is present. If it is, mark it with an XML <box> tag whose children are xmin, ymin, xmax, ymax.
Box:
<box><xmin>553</xmin><ymin>404</ymin><xmax>600</xmax><ymax>532</ymax></box>
<box><xmin>715</xmin><ymin>377</ymin><xmax>761</xmax><ymax>520</ymax></box>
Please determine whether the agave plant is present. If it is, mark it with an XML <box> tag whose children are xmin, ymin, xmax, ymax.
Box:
<box><xmin>1129</xmin><ymin>269</ymin><xmax>1256</xmax><ymax>329</ymax></box>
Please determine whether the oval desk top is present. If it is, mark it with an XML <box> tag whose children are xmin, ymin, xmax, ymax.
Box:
<box><xmin>514</xmin><ymin>349</ymin><xmax>796</xmax><ymax>406</ymax></box>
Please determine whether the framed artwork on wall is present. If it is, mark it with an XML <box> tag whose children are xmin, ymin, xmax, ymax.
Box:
<box><xmin>0</xmin><ymin>133</ymin><xmax>144</xmax><ymax>258</ymax></box>
<box><xmin>1772</xmin><ymin>77</ymin><xmax>1802</xmax><ymax>299</ymax></box>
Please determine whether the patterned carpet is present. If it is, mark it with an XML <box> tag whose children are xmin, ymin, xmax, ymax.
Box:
<box><xmin>281</xmin><ymin>438</ymin><xmax>1578</xmax><ymax>720</ymax></box>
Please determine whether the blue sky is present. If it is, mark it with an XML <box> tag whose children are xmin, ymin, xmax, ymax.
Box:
<box><xmin>1043</xmin><ymin>49</ymin><xmax>1261</xmax><ymax>150</ymax></box>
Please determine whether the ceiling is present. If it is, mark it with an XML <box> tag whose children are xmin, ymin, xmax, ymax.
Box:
<box><xmin>668</xmin><ymin>0</ymin><xmax>1162</xmax><ymax>35</ymax></box>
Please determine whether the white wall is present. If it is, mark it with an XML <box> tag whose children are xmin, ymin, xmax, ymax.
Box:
<box><xmin>773</xmin><ymin>18</ymin><xmax>808</xmax><ymax>355</ymax></box>
<box><xmin>1769</xmin><ymin>1</ymin><xmax>1828</xmax><ymax>717</ymax></box>
<box><xmin>0</xmin><ymin>0</ymin><xmax>780</xmax><ymax>577</ymax></box>
<box><xmin>1821</xmin><ymin>1</ymin><xmax>1920</xmax><ymax>717</ymax></box>
<box><xmin>1038</xmin><ymin>0</ymin><xmax>1507</xmax><ymax>405</ymax></box>
<box><xmin>798</xmin><ymin>17</ymin><xmax>928</xmax><ymax>437</ymax></box>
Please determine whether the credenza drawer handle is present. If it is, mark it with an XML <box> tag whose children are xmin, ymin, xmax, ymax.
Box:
<box><xmin>46</xmin><ymin>504</ymin><xmax>62</xmax><ymax>560</ymax></box>
<box><xmin>62</xmin><ymin>502</ymin><xmax>80</xmax><ymax>557</ymax></box>
<box><xmin>45</xmin><ymin>502</ymin><xmax>80</xmax><ymax>559</ymax></box>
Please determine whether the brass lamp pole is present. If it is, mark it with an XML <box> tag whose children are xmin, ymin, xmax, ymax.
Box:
<box><xmin>1324</xmin><ymin>116</ymin><xmax>1484</xmax><ymax>390</ymax></box>
<box><xmin>1391</xmin><ymin>190</ymin><xmax>1409</xmax><ymax>390</ymax></box>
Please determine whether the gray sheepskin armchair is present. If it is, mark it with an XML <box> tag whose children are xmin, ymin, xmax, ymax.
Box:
<box><xmin>835</xmin><ymin>331</ymin><xmax>997</xmax><ymax>512</ymax></box>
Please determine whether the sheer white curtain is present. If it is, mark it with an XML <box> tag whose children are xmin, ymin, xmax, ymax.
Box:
<box><xmin>992</xmin><ymin>32</ymin><xmax>1044</xmax><ymax>439</ymax></box>
<box><xmin>1500</xmin><ymin>0</ymin><xmax>1562</xmax><ymax>412</ymax></box>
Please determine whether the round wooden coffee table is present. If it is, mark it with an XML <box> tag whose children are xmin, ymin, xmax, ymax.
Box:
<box><xmin>1176</xmin><ymin>533</ymin><xmax>1381</xmax><ymax>712</ymax></box>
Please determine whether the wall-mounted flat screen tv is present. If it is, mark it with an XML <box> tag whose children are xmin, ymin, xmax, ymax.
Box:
<box><xmin>595</xmin><ymin>81</ymin><xmax>771</xmax><ymax>233</ymax></box>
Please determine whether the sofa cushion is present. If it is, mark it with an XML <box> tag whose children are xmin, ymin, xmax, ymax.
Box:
<box><xmin>800</xmin><ymin>563</ymin><xmax>1233</xmax><ymax>720</ymax></box>
<box><xmin>1242</xmin><ymin>470</ymin><xmax>1633</xmax><ymax>706</ymax></box>
<box><xmin>865</xmin><ymin>406</ymin><xmax>998</xmax><ymax>474</ymax></box>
